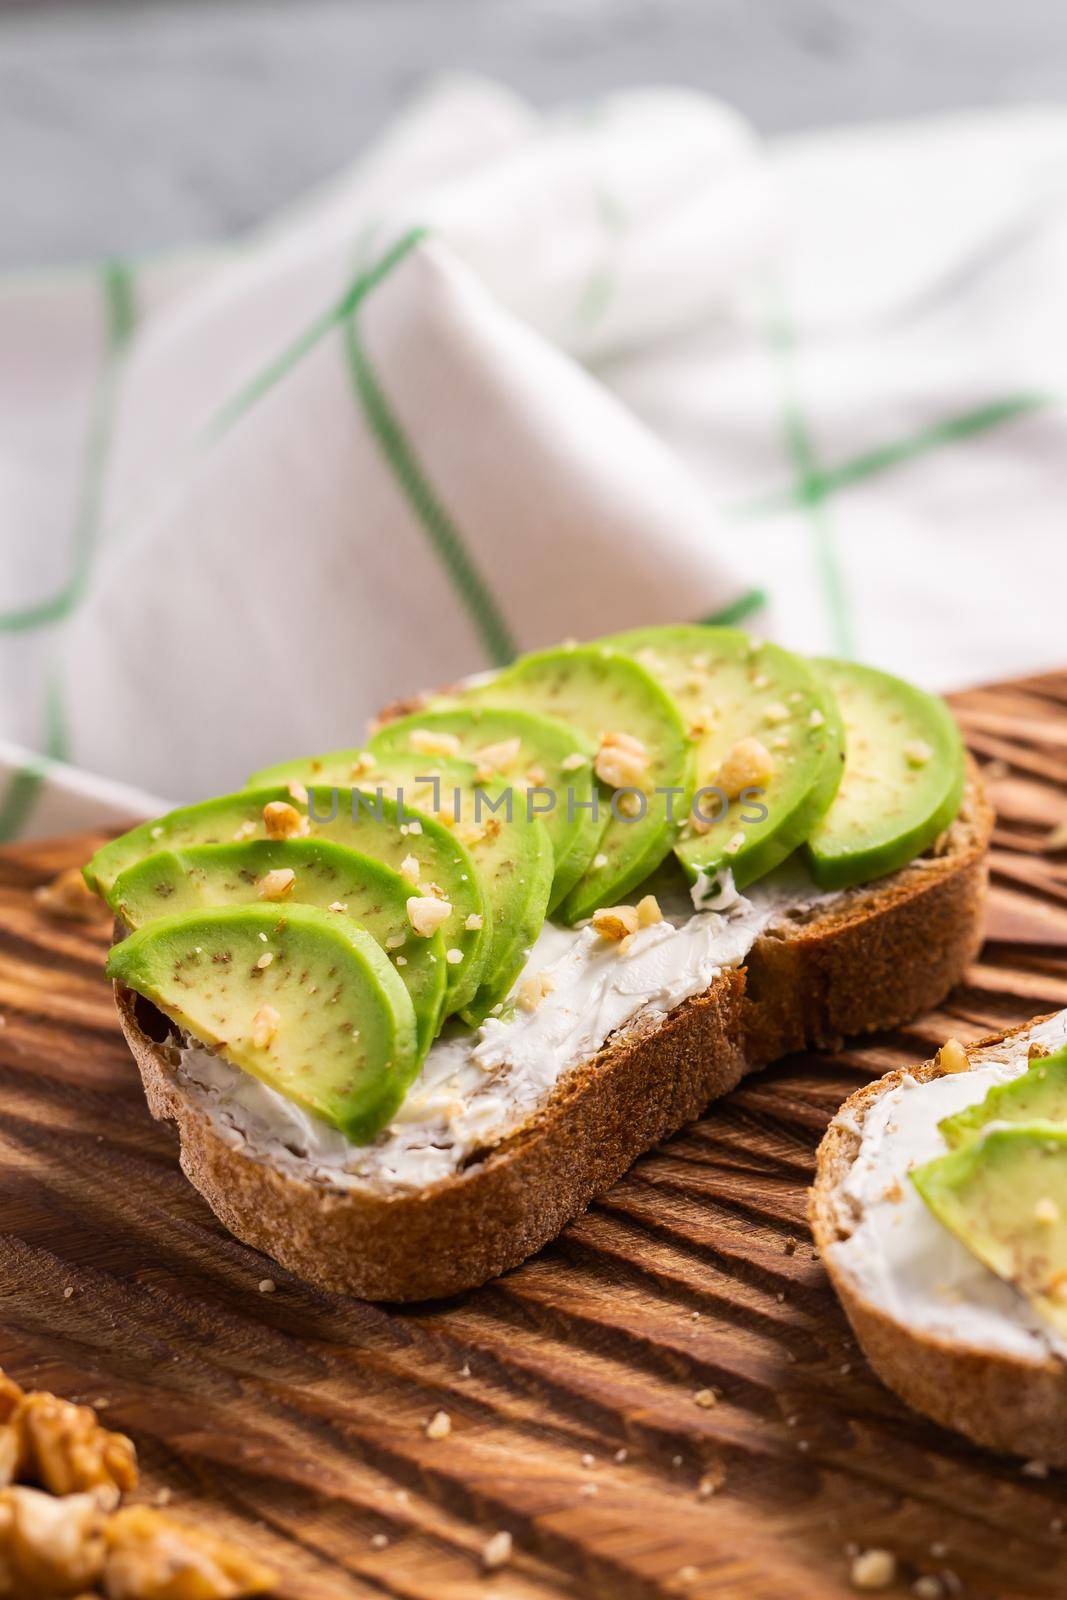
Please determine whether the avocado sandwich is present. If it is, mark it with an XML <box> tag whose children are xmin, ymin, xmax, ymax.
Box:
<box><xmin>812</xmin><ymin>1013</ymin><xmax>1067</xmax><ymax>1463</ymax></box>
<box><xmin>88</xmin><ymin>625</ymin><xmax>992</xmax><ymax>1300</ymax></box>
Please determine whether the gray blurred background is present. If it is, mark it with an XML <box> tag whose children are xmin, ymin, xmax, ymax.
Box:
<box><xmin>2</xmin><ymin>0</ymin><xmax>1065</xmax><ymax>270</ymax></box>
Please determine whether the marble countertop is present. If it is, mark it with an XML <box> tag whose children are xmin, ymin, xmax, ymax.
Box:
<box><xmin>2</xmin><ymin>0</ymin><xmax>1065</xmax><ymax>270</ymax></box>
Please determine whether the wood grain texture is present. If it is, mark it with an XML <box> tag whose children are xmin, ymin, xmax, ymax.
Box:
<box><xmin>2</xmin><ymin>673</ymin><xmax>1067</xmax><ymax>1599</ymax></box>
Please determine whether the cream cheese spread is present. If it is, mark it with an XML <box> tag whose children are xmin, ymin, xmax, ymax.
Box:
<box><xmin>831</xmin><ymin>1009</ymin><xmax>1067</xmax><ymax>1365</ymax></box>
<box><xmin>173</xmin><ymin>862</ymin><xmax>835</xmax><ymax>1195</ymax></box>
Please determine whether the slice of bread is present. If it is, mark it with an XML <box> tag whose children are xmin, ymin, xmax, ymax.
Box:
<box><xmin>811</xmin><ymin>1008</ymin><xmax>1067</xmax><ymax>1465</ymax></box>
<box><xmin>115</xmin><ymin>763</ymin><xmax>992</xmax><ymax>1302</ymax></box>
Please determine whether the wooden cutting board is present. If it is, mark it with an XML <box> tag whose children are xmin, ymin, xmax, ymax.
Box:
<box><xmin>3</xmin><ymin>671</ymin><xmax>1067</xmax><ymax>1600</ymax></box>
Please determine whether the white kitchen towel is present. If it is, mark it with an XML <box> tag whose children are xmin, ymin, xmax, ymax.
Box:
<box><xmin>1</xmin><ymin>79</ymin><xmax>1065</xmax><ymax>841</ymax></box>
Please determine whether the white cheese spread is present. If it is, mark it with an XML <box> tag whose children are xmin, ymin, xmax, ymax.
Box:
<box><xmin>173</xmin><ymin>862</ymin><xmax>835</xmax><ymax>1194</ymax></box>
<box><xmin>831</xmin><ymin>1009</ymin><xmax>1067</xmax><ymax>1365</ymax></box>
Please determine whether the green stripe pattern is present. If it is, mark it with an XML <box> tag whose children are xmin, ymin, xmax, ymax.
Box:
<box><xmin>343</xmin><ymin>307</ymin><xmax>517</xmax><ymax>667</ymax></box>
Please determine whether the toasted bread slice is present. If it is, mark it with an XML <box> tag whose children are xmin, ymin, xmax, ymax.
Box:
<box><xmin>811</xmin><ymin>1008</ymin><xmax>1067</xmax><ymax>1465</ymax></box>
<box><xmin>114</xmin><ymin>764</ymin><xmax>990</xmax><ymax>1302</ymax></box>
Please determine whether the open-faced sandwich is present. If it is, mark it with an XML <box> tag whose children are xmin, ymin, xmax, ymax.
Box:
<box><xmin>813</xmin><ymin>1013</ymin><xmax>1067</xmax><ymax>1464</ymax></box>
<box><xmin>86</xmin><ymin>626</ymin><xmax>992</xmax><ymax>1300</ymax></box>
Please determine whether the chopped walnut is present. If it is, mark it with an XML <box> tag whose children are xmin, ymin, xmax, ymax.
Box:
<box><xmin>261</xmin><ymin>802</ymin><xmax>307</xmax><ymax>841</ymax></box>
<box><xmin>5</xmin><ymin>1392</ymin><xmax>137</xmax><ymax>1501</ymax></box>
<box><xmin>904</xmin><ymin>739</ymin><xmax>933</xmax><ymax>768</ymax></box>
<box><xmin>250</xmin><ymin>1006</ymin><xmax>280</xmax><ymax>1050</ymax></box>
<box><xmin>285</xmin><ymin>781</ymin><xmax>308</xmax><ymax>806</ymax></box>
<box><xmin>635</xmin><ymin>894</ymin><xmax>663</xmax><ymax>929</ymax></box>
<box><xmin>936</xmin><ymin>1038</ymin><xmax>969</xmax><ymax>1075</ymax></box>
<box><xmin>104</xmin><ymin>1506</ymin><xmax>275</xmax><ymax>1599</ymax></box>
<box><xmin>406</xmin><ymin>896</ymin><xmax>452</xmax><ymax>938</ymax></box>
<box><xmin>255</xmin><ymin>868</ymin><xmax>295</xmax><ymax>902</ymax></box>
<box><xmin>408</xmin><ymin>729</ymin><xmax>462</xmax><ymax>758</ymax></box>
<box><xmin>464</xmin><ymin>913</ymin><xmax>483</xmax><ymax>931</ymax></box>
<box><xmin>425</xmin><ymin>1411</ymin><xmax>451</xmax><ymax>1441</ymax></box>
<box><xmin>481</xmin><ymin>1530</ymin><xmax>512</xmax><ymax>1571</ymax></box>
<box><xmin>560</xmin><ymin>752</ymin><xmax>588</xmax><ymax>772</ymax></box>
<box><xmin>716</xmin><ymin>737</ymin><xmax>774</xmax><ymax>799</ymax></box>
<box><xmin>0</xmin><ymin>1486</ymin><xmax>106</xmax><ymax>1597</ymax></box>
<box><xmin>34</xmin><ymin>869</ymin><xmax>106</xmax><ymax>923</ymax></box>
<box><xmin>592</xmin><ymin>906</ymin><xmax>639</xmax><ymax>942</ymax></box>
<box><xmin>348</xmin><ymin>751</ymin><xmax>377</xmax><ymax>779</ymax></box>
<box><xmin>594</xmin><ymin>731</ymin><xmax>650</xmax><ymax>791</ymax></box>
<box><xmin>398</xmin><ymin>855</ymin><xmax>422</xmax><ymax>886</ymax></box>
<box><xmin>0</xmin><ymin>1376</ymin><xmax>23</xmax><ymax>1427</ymax></box>
<box><xmin>517</xmin><ymin>972</ymin><xmax>555</xmax><ymax>1012</ymax></box>
<box><xmin>473</xmin><ymin>738</ymin><xmax>521</xmax><ymax>781</ymax></box>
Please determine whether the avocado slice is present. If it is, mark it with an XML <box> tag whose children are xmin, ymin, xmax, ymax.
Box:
<box><xmin>443</xmin><ymin>644</ymin><xmax>692</xmax><ymax>924</ymax></box>
<box><xmin>86</xmin><ymin>786</ymin><xmax>489</xmax><ymax>1015</ymax></box>
<box><xmin>939</xmin><ymin>1044</ymin><xmax>1067</xmax><ymax>1151</ymax></box>
<box><xmin>110</xmin><ymin>840</ymin><xmax>448</xmax><ymax>1059</ymax></box>
<box><xmin>912</xmin><ymin>1124</ymin><xmax>1067</xmax><ymax>1341</ymax></box>
<box><xmin>605</xmin><ymin>624</ymin><xmax>845</xmax><ymax>891</ymax></box>
<box><xmin>365</xmin><ymin>707</ymin><xmax>600</xmax><ymax>913</ymax></box>
<box><xmin>107</xmin><ymin>903</ymin><xmax>419</xmax><ymax>1143</ymax></box>
<box><xmin>802</xmin><ymin>659</ymin><xmax>966</xmax><ymax>890</ymax></box>
<box><xmin>245</xmin><ymin>750</ymin><xmax>553</xmax><ymax>1023</ymax></box>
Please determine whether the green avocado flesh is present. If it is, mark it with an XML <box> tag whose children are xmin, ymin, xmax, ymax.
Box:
<box><xmin>446</xmin><ymin>644</ymin><xmax>692</xmax><ymax>924</ymax></box>
<box><xmin>802</xmin><ymin>659</ymin><xmax>966</xmax><ymax>890</ymax></box>
<box><xmin>110</xmin><ymin>840</ymin><xmax>448</xmax><ymax>1060</ymax></box>
<box><xmin>87</xmin><ymin>786</ymin><xmax>489</xmax><ymax>1015</ymax></box>
<box><xmin>107</xmin><ymin>904</ymin><xmax>418</xmax><ymax>1142</ymax></box>
<box><xmin>912</xmin><ymin>1124</ymin><xmax>1067</xmax><ymax>1340</ymax></box>
<box><xmin>938</xmin><ymin>1044</ymin><xmax>1067</xmax><ymax>1150</ymax></box>
<box><xmin>605</xmin><ymin>625</ymin><xmax>844</xmax><ymax>891</ymax></box>
<box><xmin>243</xmin><ymin>750</ymin><xmax>552</xmax><ymax>1023</ymax></box>
<box><xmin>366</xmin><ymin>706</ymin><xmax>599</xmax><ymax>914</ymax></box>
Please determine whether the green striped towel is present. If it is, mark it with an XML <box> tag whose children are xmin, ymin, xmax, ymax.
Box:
<box><xmin>1</xmin><ymin>82</ymin><xmax>1063</xmax><ymax>842</ymax></box>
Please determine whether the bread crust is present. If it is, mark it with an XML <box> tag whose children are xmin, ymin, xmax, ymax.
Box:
<box><xmin>810</xmin><ymin>1015</ymin><xmax>1067</xmax><ymax>1464</ymax></box>
<box><xmin>114</xmin><ymin>767</ymin><xmax>992</xmax><ymax>1302</ymax></box>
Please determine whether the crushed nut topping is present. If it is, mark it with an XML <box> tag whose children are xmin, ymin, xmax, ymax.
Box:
<box><xmin>254</xmin><ymin>953</ymin><xmax>273</xmax><ymax>970</ymax></box>
<box><xmin>1035</xmin><ymin>1197</ymin><xmax>1060</xmax><ymax>1225</ymax></box>
<box><xmin>560</xmin><ymin>752</ymin><xmax>588</xmax><ymax>772</ymax></box>
<box><xmin>808</xmin><ymin>708</ymin><xmax>825</xmax><ymax>729</ymax></box>
<box><xmin>285</xmin><ymin>780</ymin><xmax>308</xmax><ymax>806</ymax></box>
<box><xmin>348</xmin><ymin>751</ymin><xmax>377</xmax><ymax>779</ymax></box>
<box><xmin>592</xmin><ymin>906</ymin><xmax>640</xmax><ymax>942</ymax></box>
<box><xmin>692</xmin><ymin>1389</ymin><xmax>717</xmax><ymax>1409</ymax></box>
<box><xmin>473</xmin><ymin>738</ymin><xmax>521</xmax><ymax>781</ymax></box>
<box><xmin>936</xmin><ymin>1038</ymin><xmax>969</xmax><ymax>1075</ymax></box>
<box><xmin>517</xmin><ymin>972</ymin><xmax>555</xmax><ymax>1012</ymax></box>
<box><xmin>406</xmin><ymin>896</ymin><xmax>452</xmax><ymax>938</ymax></box>
<box><xmin>250</xmin><ymin>1005</ymin><xmax>281</xmax><ymax>1050</ymax></box>
<box><xmin>445</xmin><ymin>949</ymin><xmax>464</xmax><ymax>966</ymax></box>
<box><xmin>716</xmin><ymin>737</ymin><xmax>774</xmax><ymax>799</ymax></box>
<box><xmin>636</xmin><ymin>894</ymin><xmax>663</xmax><ymax>928</ymax></box>
<box><xmin>408</xmin><ymin>729</ymin><xmax>462</xmax><ymax>758</ymax></box>
<box><xmin>261</xmin><ymin>801</ymin><xmax>307</xmax><ymax>841</ymax></box>
<box><xmin>723</xmin><ymin>831</ymin><xmax>746</xmax><ymax>856</ymax></box>
<box><xmin>592</xmin><ymin>853</ymin><xmax>609</xmax><ymax>870</ymax></box>
<box><xmin>255</xmin><ymin>868</ymin><xmax>295</xmax><ymax>902</ymax></box>
<box><xmin>34</xmin><ymin>869</ymin><xmax>105</xmax><ymax>923</ymax></box>
<box><xmin>763</xmin><ymin>702</ymin><xmax>789</xmax><ymax>726</ymax></box>
<box><xmin>464</xmin><ymin>913</ymin><xmax>483</xmax><ymax>931</ymax></box>
<box><xmin>905</xmin><ymin>739</ymin><xmax>933</xmax><ymax>768</ymax></box>
<box><xmin>595</xmin><ymin>731</ymin><xmax>650</xmax><ymax>791</ymax></box>
<box><xmin>399</xmin><ymin>855</ymin><xmax>422</xmax><ymax>886</ymax></box>
<box><xmin>232</xmin><ymin>821</ymin><xmax>257</xmax><ymax>842</ymax></box>
<box><xmin>327</xmin><ymin>901</ymin><xmax>348</xmax><ymax>913</ymax></box>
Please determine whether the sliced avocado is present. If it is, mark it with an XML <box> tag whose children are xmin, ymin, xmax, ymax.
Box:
<box><xmin>245</xmin><ymin>750</ymin><xmax>552</xmax><ymax>1023</ymax></box>
<box><xmin>365</xmin><ymin>707</ymin><xmax>600</xmax><ymax>913</ymax></box>
<box><xmin>803</xmin><ymin>659</ymin><xmax>966</xmax><ymax>890</ymax></box>
<box><xmin>443</xmin><ymin>644</ymin><xmax>693</xmax><ymax>924</ymax></box>
<box><xmin>605</xmin><ymin>624</ymin><xmax>844</xmax><ymax>891</ymax></box>
<box><xmin>86</xmin><ymin>786</ymin><xmax>489</xmax><ymax>1015</ymax></box>
<box><xmin>912</xmin><ymin>1123</ymin><xmax>1067</xmax><ymax>1341</ymax></box>
<box><xmin>939</xmin><ymin>1044</ymin><xmax>1067</xmax><ymax>1150</ymax></box>
<box><xmin>107</xmin><ymin>903</ymin><xmax>418</xmax><ymax>1142</ymax></box>
<box><xmin>110</xmin><ymin>840</ymin><xmax>448</xmax><ymax>1059</ymax></box>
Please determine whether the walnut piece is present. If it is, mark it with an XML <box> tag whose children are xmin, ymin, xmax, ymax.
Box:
<box><xmin>594</xmin><ymin>731</ymin><xmax>649</xmax><ymax>792</ymax></box>
<box><xmin>0</xmin><ymin>1486</ymin><xmax>107</xmax><ymax>1597</ymax></box>
<box><xmin>406</xmin><ymin>896</ymin><xmax>452</xmax><ymax>938</ymax></box>
<box><xmin>260</xmin><ymin>802</ymin><xmax>307</xmax><ymax>841</ymax></box>
<box><xmin>2</xmin><ymin>1392</ymin><xmax>137</xmax><ymax>1501</ymax></box>
<box><xmin>104</xmin><ymin>1506</ymin><xmax>275</xmax><ymax>1600</ymax></box>
<box><xmin>591</xmin><ymin>906</ymin><xmax>639</xmax><ymax>942</ymax></box>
